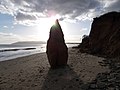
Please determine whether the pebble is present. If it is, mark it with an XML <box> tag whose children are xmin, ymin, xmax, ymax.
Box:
<box><xmin>95</xmin><ymin>58</ymin><xmax>120</xmax><ymax>89</ymax></box>
<box><xmin>89</xmin><ymin>83</ymin><xmax>96</xmax><ymax>89</ymax></box>
<box><xmin>31</xmin><ymin>84</ymin><xmax>37</xmax><ymax>87</ymax></box>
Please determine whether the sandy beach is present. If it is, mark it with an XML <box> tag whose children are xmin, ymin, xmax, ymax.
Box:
<box><xmin>0</xmin><ymin>48</ymin><xmax>112</xmax><ymax>90</ymax></box>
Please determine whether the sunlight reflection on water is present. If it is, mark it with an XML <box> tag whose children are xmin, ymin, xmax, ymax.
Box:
<box><xmin>0</xmin><ymin>44</ymin><xmax>78</xmax><ymax>62</ymax></box>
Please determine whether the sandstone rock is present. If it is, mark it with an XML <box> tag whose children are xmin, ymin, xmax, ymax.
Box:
<box><xmin>80</xmin><ymin>11</ymin><xmax>120</xmax><ymax>58</ymax></box>
<box><xmin>46</xmin><ymin>19</ymin><xmax>68</xmax><ymax>69</ymax></box>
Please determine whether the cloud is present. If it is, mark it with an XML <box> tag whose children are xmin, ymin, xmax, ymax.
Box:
<box><xmin>3</xmin><ymin>26</ymin><xmax>8</xmax><ymax>28</ymax></box>
<box><xmin>11</xmin><ymin>26</ymin><xmax>14</xmax><ymax>29</ymax></box>
<box><xmin>15</xmin><ymin>12</ymin><xmax>37</xmax><ymax>21</ymax></box>
<box><xmin>0</xmin><ymin>32</ymin><xmax>14</xmax><ymax>36</ymax></box>
<box><xmin>65</xmin><ymin>35</ymin><xmax>82</xmax><ymax>43</ymax></box>
<box><xmin>80</xmin><ymin>28</ymin><xmax>88</xmax><ymax>31</ymax></box>
<box><xmin>0</xmin><ymin>32</ymin><xmax>22</xmax><ymax>44</ymax></box>
<box><xmin>104</xmin><ymin>0</ymin><xmax>120</xmax><ymax>12</ymax></box>
<box><xmin>0</xmin><ymin>32</ymin><xmax>46</xmax><ymax>43</ymax></box>
<box><xmin>2</xmin><ymin>25</ymin><xmax>15</xmax><ymax>30</ymax></box>
<box><xmin>0</xmin><ymin>0</ymin><xmax>119</xmax><ymax>25</ymax></box>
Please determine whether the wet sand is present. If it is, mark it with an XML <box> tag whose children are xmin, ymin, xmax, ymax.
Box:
<box><xmin>0</xmin><ymin>48</ymin><xmax>112</xmax><ymax>90</ymax></box>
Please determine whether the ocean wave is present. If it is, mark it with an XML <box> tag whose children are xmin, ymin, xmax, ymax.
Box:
<box><xmin>0</xmin><ymin>48</ymin><xmax>36</xmax><ymax>52</ymax></box>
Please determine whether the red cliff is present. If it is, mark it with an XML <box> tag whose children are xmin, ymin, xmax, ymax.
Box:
<box><xmin>80</xmin><ymin>12</ymin><xmax>120</xmax><ymax>57</ymax></box>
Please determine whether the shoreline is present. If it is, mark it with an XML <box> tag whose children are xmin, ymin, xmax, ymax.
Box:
<box><xmin>0</xmin><ymin>52</ymin><xmax>46</xmax><ymax>63</ymax></box>
<box><xmin>0</xmin><ymin>44</ymin><xmax>79</xmax><ymax>62</ymax></box>
<box><xmin>0</xmin><ymin>48</ymin><xmax>110</xmax><ymax>90</ymax></box>
<box><xmin>0</xmin><ymin>47</ymin><xmax>72</xmax><ymax>63</ymax></box>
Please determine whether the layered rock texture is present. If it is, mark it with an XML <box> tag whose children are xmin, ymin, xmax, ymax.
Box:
<box><xmin>80</xmin><ymin>12</ymin><xmax>120</xmax><ymax>57</ymax></box>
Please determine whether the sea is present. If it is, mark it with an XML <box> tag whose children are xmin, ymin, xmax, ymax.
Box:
<box><xmin>0</xmin><ymin>43</ymin><xmax>79</xmax><ymax>62</ymax></box>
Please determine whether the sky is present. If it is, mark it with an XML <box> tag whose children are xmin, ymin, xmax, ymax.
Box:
<box><xmin>0</xmin><ymin>0</ymin><xmax>120</xmax><ymax>44</ymax></box>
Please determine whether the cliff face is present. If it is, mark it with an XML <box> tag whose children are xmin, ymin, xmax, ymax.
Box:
<box><xmin>80</xmin><ymin>12</ymin><xmax>120</xmax><ymax>57</ymax></box>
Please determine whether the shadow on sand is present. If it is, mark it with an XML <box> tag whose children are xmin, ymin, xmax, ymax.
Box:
<box><xmin>41</xmin><ymin>65</ymin><xmax>86</xmax><ymax>90</ymax></box>
<box><xmin>41</xmin><ymin>58</ymin><xmax>120</xmax><ymax>90</ymax></box>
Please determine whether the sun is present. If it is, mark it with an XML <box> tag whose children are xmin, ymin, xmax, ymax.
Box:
<box><xmin>35</xmin><ymin>15</ymin><xmax>60</xmax><ymax>41</ymax></box>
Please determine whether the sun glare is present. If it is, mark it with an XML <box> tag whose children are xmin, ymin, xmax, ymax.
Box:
<box><xmin>35</xmin><ymin>15</ymin><xmax>61</xmax><ymax>41</ymax></box>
